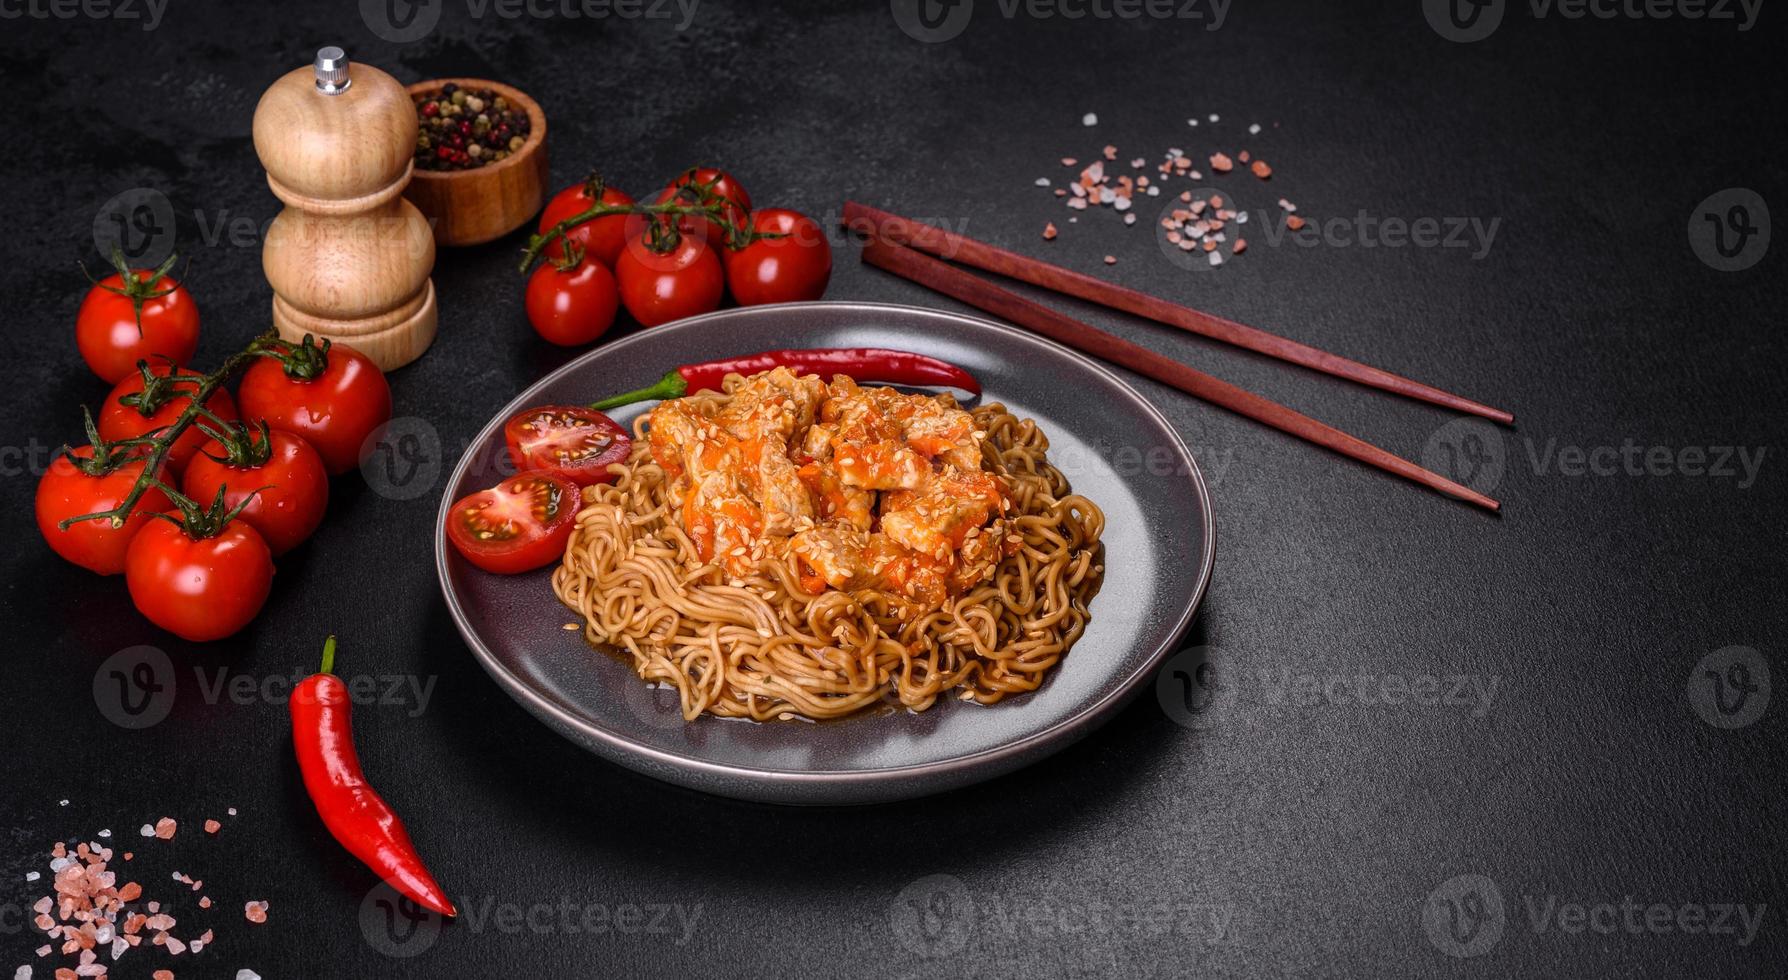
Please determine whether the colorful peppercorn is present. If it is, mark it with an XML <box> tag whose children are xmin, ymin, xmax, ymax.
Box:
<box><xmin>412</xmin><ymin>83</ymin><xmax>531</xmax><ymax>172</ymax></box>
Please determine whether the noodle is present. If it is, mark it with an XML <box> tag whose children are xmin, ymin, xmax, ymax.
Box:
<box><xmin>551</xmin><ymin>374</ymin><xmax>1105</xmax><ymax>722</ymax></box>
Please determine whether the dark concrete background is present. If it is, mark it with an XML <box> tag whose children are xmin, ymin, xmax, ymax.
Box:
<box><xmin>1</xmin><ymin>0</ymin><xmax>1783</xmax><ymax>976</ymax></box>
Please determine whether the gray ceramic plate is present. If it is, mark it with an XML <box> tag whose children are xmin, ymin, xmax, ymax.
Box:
<box><xmin>435</xmin><ymin>301</ymin><xmax>1214</xmax><ymax>805</ymax></box>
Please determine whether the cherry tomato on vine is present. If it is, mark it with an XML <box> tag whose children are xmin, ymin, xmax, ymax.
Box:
<box><xmin>182</xmin><ymin>424</ymin><xmax>330</xmax><ymax>556</ymax></box>
<box><xmin>655</xmin><ymin>168</ymin><xmax>751</xmax><ymax>243</ymax></box>
<box><xmin>539</xmin><ymin>181</ymin><xmax>635</xmax><ymax>268</ymax></box>
<box><xmin>525</xmin><ymin>256</ymin><xmax>619</xmax><ymax>347</ymax></box>
<box><xmin>614</xmin><ymin>234</ymin><xmax>725</xmax><ymax>328</ymax></box>
<box><xmin>445</xmin><ymin>471</ymin><xmax>581</xmax><ymax>574</ymax></box>
<box><xmin>503</xmin><ymin>406</ymin><xmax>631</xmax><ymax>487</ymax></box>
<box><xmin>35</xmin><ymin>447</ymin><xmax>174</xmax><ymax>575</ymax></box>
<box><xmin>76</xmin><ymin>253</ymin><xmax>201</xmax><ymax>384</ymax></box>
<box><xmin>238</xmin><ymin>338</ymin><xmax>392</xmax><ymax>475</ymax></box>
<box><xmin>126</xmin><ymin>514</ymin><xmax>274</xmax><ymax>642</ymax></box>
<box><xmin>723</xmin><ymin>209</ymin><xmax>833</xmax><ymax>306</ymax></box>
<box><xmin>97</xmin><ymin>363</ymin><xmax>238</xmax><ymax>475</ymax></box>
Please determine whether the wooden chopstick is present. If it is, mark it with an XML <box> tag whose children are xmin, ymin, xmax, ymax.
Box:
<box><xmin>859</xmin><ymin>236</ymin><xmax>1500</xmax><ymax>512</ymax></box>
<box><xmin>843</xmin><ymin>202</ymin><xmax>1514</xmax><ymax>426</ymax></box>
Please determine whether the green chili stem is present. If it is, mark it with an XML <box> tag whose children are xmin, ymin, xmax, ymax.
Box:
<box><xmin>590</xmin><ymin>369</ymin><xmax>688</xmax><ymax>411</ymax></box>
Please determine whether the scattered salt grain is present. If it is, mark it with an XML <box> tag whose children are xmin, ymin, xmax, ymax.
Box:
<box><xmin>1208</xmin><ymin>113</ymin><xmax>1220</xmax><ymax>122</ymax></box>
<box><xmin>1187</xmin><ymin>118</ymin><xmax>1198</xmax><ymax>127</ymax></box>
<box><xmin>243</xmin><ymin>901</ymin><xmax>268</xmax><ymax>925</ymax></box>
<box><xmin>1208</xmin><ymin>251</ymin><xmax>1224</xmax><ymax>267</ymax></box>
<box><xmin>1249</xmin><ymin>123</ymin><xmax>1262</xmax><ymax>135</ymax></box>
<box><xmin>1102</xmin><ymin>255</ymin><xmax>1117</xmax><ymax>265</ymax></box>
<box><xmin>1041</xmin><ymin>223</ymin><xmax>1057</xmax><ymax>240</ymax></box>
<box><xmin>237</xmin><ymin>971</ymin><xmax>262</xmax><ymax>980</ymax></box>
<box><xmin>138</xmin><ymin>826</ymin><xmax>154</xmax><ymax>838</ymax></box>
<box><xmin>1033</xmin><ymin>178</ymin><xmax>1050</xmax><ymax>187</ymax></box>
<box><xmin>203</xmin><ymin>821</ymin><xmax>219</xmax><ymax>835</ymax></box>
<box><xmin>13</xmin><ymin>967</ymin><xmax>29</xmax><ymax>979</ymax></box>
<box><xmin>58</xmin><ymin>801</ymin><xmax>68</xmax><ymax>807</ymax></box>
<box><xmin>24</xmin><ymin>872</ymin><xmax>39</xmax><ymax>882</ymax></box>
<box><xmin>96</xmin><ymin>830</ymin><xmax>110</xmax><ymax>839</ymax></box>
<box><xmin>1124</xmin><ymin>213</ymin><xmax>1137</xmax><ymax>226</ymax></box>
<box><xmin>226</xmin><ymin>808</ymin><xmax>237</xmax><ymax>817</ymax></box>
<box><xmin>153</xmin><ymin>819</ymin><xmax>175</xmax><ymax>840</ymax></box>
<box><xmin>1081</xmin><ymin>112</ymin><xmax>1098</xmax><ymax>126</ymax></box>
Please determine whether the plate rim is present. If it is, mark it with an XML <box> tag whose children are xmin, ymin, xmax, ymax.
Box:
<box><xmin>435</xmin><ymin>300</ymin><xmax>1215</xmax><ymax>793</ymax></box>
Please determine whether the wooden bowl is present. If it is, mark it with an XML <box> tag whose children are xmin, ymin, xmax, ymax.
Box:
<box><xmin>402</xmin><ymin>78</ymin><xmax>548</xmax><ymax>247</ymax></box>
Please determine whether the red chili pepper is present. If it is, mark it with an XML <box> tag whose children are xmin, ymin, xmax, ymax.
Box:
<box><xmin>290</xmin><ymin>636</ymin><xmax>456</xmax><ymax>917</ymax></box>
<box><xmin>589</xmin><ymin>348</ymin><xmax>979</xmax><ymax>411</ymax></box>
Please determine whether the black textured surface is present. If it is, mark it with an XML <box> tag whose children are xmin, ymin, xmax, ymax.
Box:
<box><xmin>2</xmin><ymin>1</ymin><xmax>1784</xmax><ymax>977</ymax></box>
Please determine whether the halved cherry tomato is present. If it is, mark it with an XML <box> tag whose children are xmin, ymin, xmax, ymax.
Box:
<box><xmin>238</xmin><ymin>338</ymin><xmax>392</xmax><ymax>475</ymax></box>
<box><xmin>503</xmin><ymin>406</ymin><xmax>631</xmax><ymax>486</ymax></box>
<box><xmin>445</xmin><ymin>471</ymin><xmax>581</xmax><ymax>574</ymax></box>
<box><xmin>182</xmin><ymin>426</ymin><xmax>330</xmax><ymax>556</ymax></box>
<box><xmin>723</xmin><ymin>209</ymin><xmax>833</xmax><ymax>306</ymax></box>
<box><xmin>126</xmin><ymin>516</ymin><xmax>274</xmax><ymax>642</ymax></box>
<box><xmin>539</xmin><ymin>181</ymin><xmax>635</xmax><ymax>268</ymax></box>
<box><xmin>76</xmin><ymin>260</ymin><xmax>201</xmax><ymax>384</ymax></box>
<box><xmin>614</xmin><ymin>234</ymin><xmax>725</xmax><ymax>328</ymax></box>
<box><xmin>97</xmin><ymin>364</ymin><xmax>238</xmax><ymax>475</ymax></box>
<box><xmin>655</xmin><ymin>168</ymin><xmax>751</xmax><ymax>243</ymax></box>
<box><xmin>35</xmin><ymin>447</ymin><xmax>174</xmax><ymax>575</ymax></box>
<box><xmin>525</xmin><ymin>256</ymin><xmax>619</xmax><ymax>347</ymax></box>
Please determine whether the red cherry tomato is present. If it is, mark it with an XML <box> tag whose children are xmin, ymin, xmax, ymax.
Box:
<box><xmin>182</xmin><ymin>427</ymin><xmax>330</xmax><ymax>556</ymax></box>
<box><xmin>35</xmin><ymin>447</ymin><xmax>174</xmax><ymax>575</ymax></box>
<box><xmin>97</xmin><ymin>364</ymin><xmax>238</xmax><ymax>475</ymax></box>
<box><xmin>238</xmin><ymin>340</ymin><xmax>392</xmax><ymax>475</ymax></box>
<box><xmin>723</xmin><ymin>209</ymin><xmax>833</xmax><ymax>306</ymax></box>
<box><xmin>525</xmin><ymin>257</ymin><xmax>619</xmax><ymax>347</ymax></box>
<box><xmin>539</xmin><ymin>182</ymin><xmax>636</xmax><ymax>269</ymax></box>
<box><xmin>445</xmin><ymin>471</ymin><xmax>581</xmax><ymax>574</ymax></box>
<box><xmin>503</xmin><ymin>406</ymin><xmax>631</xmax><ymax>487</ymax></box>
<box><xmin>76</xmin><ymin>267</ymin><xmax>201</xmax><ymax>385</ymax></box>
<box><xmin>614</xmin><ymin>234</ymin><xmax>725</xmax><ymax>328</ymax></box>
<box><xmin>126</xmin><ymin>517</ymin><xmax>274</xmax><ymax>642</ymax></box>
<box><xmin>655</xmin><ymin>168</ymin><xmax>751</xmax><ymax>244</ymax></box>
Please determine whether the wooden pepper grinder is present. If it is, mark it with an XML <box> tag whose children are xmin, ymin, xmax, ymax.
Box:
<box><xmin>254</xmin><ymin>47</ymin><xmax>437</xmax><ymax>371</ymax></box>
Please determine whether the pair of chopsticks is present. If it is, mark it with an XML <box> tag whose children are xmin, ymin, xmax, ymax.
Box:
<box><xmin>843</xmin><ymin>202</ymin><xmax>1511</xmax><ymax>512</ymax></box>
